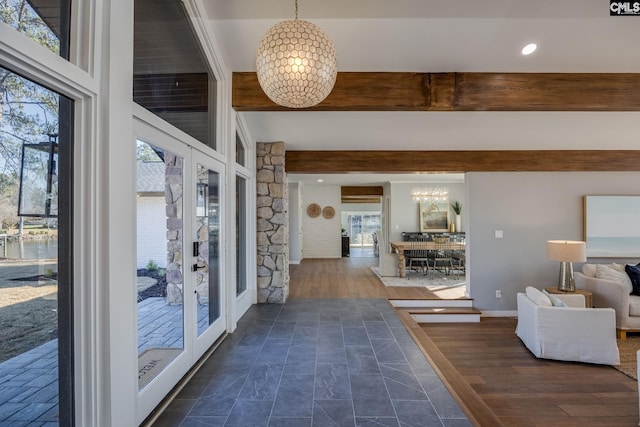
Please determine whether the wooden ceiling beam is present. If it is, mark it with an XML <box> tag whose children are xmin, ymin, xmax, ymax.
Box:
<box><xmin>341</xmin><ymin>197</ymin><xmax>382</xmax><ymax>204</ymax></box>
<box><xmin>286</xmin><ymin>150</ymin><xmax>640</xmax><ymax>173</ymax></box>
<box><xmin>232</xmin><ymin>72</ymin><xmax>640</xmax><ymax>112</ymax></box>
<box><xmin>341</xmin><ymin>186</ymin><xmax>384</xmax><ymax>197</ymax></box>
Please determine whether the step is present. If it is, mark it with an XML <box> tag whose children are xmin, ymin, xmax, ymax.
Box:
<box><xmin>389</xmin><ymin>298</ymin><xmax>473</xmax><ymax>308</ymax></box>
<box><xmin>403</xmin><ymin>307</ymin><xmax>482</xmax><ymax>323</ymax></box>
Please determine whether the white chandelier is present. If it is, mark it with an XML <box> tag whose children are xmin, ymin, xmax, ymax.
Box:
<box><xmin>255</xmin><ymin>0</ymin><xmax>337</xmax><ymax>109</ymax></box>
<box><xmin>411</xmin><ymin>187</ymin><xmax>449</xmax><ymax>203</ymax></box>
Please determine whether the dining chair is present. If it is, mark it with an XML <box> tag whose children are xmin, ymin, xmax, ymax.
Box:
<box><xmin>429</xmin><ymin>237</ymin><xmax>454</xmax><ymax>275</ymax></box>
<box><xmin>407</xmin><ymin>236</ymin><xmax>430</xmax><ymax>278</ymax></box>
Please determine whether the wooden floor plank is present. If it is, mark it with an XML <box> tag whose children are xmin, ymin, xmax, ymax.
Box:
<box><xmin>289</xmin><ymin>257</ymin><xmax>438</xmax><ymax>299</ymax></box>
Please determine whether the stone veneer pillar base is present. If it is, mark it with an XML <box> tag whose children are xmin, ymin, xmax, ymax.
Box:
<box><xmin>256</xmin><ymin>142</ymin><xmax>289</xmax><ymax>303</ymax></box>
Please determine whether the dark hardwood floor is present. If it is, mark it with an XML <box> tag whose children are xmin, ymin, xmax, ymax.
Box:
<box><xmin>289</xmin><ymin>258</ymin><xmax>640</xmax><ymax>426</ymax></box>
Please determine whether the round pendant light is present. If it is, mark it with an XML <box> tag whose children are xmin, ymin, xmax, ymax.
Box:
<box><xmin>255</xmin><ymin>2</ymin><xmax>337</xmax><ymax>109</ymax></box>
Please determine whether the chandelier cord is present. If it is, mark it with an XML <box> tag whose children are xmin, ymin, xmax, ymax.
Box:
<box><xmin>295</xmin><ymin>0</ymin><xmax>299</xmax><ymax>20</ymax></box>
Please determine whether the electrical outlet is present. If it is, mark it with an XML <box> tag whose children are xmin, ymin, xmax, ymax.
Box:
<box><xmin>495</xmin><ymin>290</ymin><xmax>502</xmax><ymax>298</ymax></box>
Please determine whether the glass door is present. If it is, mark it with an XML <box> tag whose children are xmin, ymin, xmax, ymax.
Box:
<box><xmin>348</xmin><ymin>214</ymin><xmax>381</xmax><ymax>249</ymax></box>
<box><xmin>192</xmin><ymin>151</ymin><xmax>226</xmax><ymax>357</ymax></box>
<box><xmin>134</xmin><ymin>120</ymin><xmax>227</xmax><ymax>421</ymax></box>
<box><xmin>135</xmin><ymin>138</ymin><xmax>186</xmax><ymax>393</ymax></box>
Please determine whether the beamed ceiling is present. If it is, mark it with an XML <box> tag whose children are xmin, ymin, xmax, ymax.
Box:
<box><xmin>212</xmin><ymin>1</ymin><xmax>640</xmax><ymax>179</ymax></box>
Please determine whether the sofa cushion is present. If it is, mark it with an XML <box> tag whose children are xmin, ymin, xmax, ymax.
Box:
<box><xmin>526</xmin><ymin>286</ymin><xmax>552</xmax><ymax>307</ymax></box>
<box><xmin>582</xmin><ymin>263</ymin><xmax>597</xmax><ymax>277</ymax></box>
<box><xmin>595</xmin><ymin>264</ymin><xmax>633</xmax><ymax>294</ymax></box>
<box><xmin>625</xmin><ymin>264</ymin><xmax>640</xmax><ymax>296</ymax></box>
<box><xmin>629</xmin><ymin>296</ymin><xmax>640</xmax><ymax>317</ymax></box>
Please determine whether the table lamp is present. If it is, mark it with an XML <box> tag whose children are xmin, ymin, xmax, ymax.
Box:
<box><xmin>547</xmin><ymin>240</ymin><xmax>587</xmax><ymax>292</ymax></box>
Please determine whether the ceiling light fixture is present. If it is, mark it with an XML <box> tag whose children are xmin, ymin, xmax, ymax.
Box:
<box><xmin>411</xmin><ymin>187</ymin><xmax>449</xmax><ymax>203</ymax></box>
<box><xmin>255</xmin><ymin>0</ymin><xmax>337</xmax><ymax>109</ymax></box>
<box><xmin>521</xmin><ymin>43</ymin><xmax>537</xmax><ymax>56</ymax></box>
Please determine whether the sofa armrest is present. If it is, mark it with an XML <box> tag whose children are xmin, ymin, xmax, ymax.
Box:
<box><xmin>575</xmin><ymin>272</ymin><xmax>630</xmax><ymax>322</ymax></box>
<box><xmin>536</xmin><ymin>305</ymin><xmax>619</xmax><ymax>365</ymax></box>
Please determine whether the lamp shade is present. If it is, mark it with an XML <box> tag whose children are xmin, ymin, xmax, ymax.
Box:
<box><xmin>256</xmin><ymin>19</ymin><xmax>337</xmax><ymax>109</ymax></box>
<box><xmin>547</xmin><ymin>240</ymin><xmax>587</xmax><ymax>262</ymax></box>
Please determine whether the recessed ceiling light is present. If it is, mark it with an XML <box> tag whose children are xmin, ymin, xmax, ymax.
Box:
<box><xmin>521</xmin><ymin>43</ymin><xmax>537</xmax><ymax>56</ymax></box>
<box><xmin>317</xmin><ymin>179</ymin><xmax>324</xmax><ymax>182</ymax></box>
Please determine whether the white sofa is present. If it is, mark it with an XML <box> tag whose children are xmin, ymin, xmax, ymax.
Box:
<box><xmin>516</xmin><ymin>287</ymin><xmax>620</xmax><ymax>365</ymax></box>
<box><xmin>575</xmin><ymin>263</ymin><xmax>640</xmax><ymax>339</ymax></box>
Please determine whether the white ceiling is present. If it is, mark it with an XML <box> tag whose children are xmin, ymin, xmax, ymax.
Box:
<box><xmin>203</xmin><ymin>0</ymin><xmax>640</xmax><ymax>184</ymax></box>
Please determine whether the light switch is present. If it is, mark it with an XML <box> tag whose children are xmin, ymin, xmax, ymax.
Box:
<box><xmin>495</xmin><ymin>230</ymin><xmax>503</xmax><ymax>239</ymax></box>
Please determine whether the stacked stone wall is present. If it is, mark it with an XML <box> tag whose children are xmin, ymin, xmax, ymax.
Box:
<box><xmin>256</xmin><ymin>142</ymin><xmax>289</xmax><ymax>303</ymax></box>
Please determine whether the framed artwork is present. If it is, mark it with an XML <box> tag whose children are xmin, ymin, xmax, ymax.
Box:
<box><xmin>419</xmin><ymin>199</ymin><xmax>449</xmax><ymax>232</ymax></box>
<box><xmin>583</xmin><ymin>195</ymin><xmax>640</xmax><ymax>257</ymax></box>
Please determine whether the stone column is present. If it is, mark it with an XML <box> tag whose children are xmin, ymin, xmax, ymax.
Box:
<box><xmin>256</xmin><ymin>142</ymin><xmax>289</xmax><ymax>303</ymax></box>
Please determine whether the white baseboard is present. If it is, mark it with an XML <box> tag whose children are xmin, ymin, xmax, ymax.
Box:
<box><xmin>289</xmin><ymin>260</ymin><xmax>301</xmax><ymax>265</ymax></box>
<box><xmin>480</xmin><ymin>310</ymin><xmax>517</xmax><ymax>318</ymax></box>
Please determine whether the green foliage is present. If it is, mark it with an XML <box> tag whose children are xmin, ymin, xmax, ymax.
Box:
<box><xmin>451</xmin><ymin>200</ymin><xmax>462</xmax><ymax>215</ymax></box>
<box><xmin>146</xmin><ymin>260</ymin><xmax>159</xmax><ymax>271</ymax></box>
<box><xmin>0</xmin><ymin>0</ymin><xmax>59</xmax><ymax>54</ymax></box>
<box><xmin>44</xmin><ymin>268</ymin><xmax>54</xmax><ymax>277</ymax></box>
<box><xmin>136</xmin><ymin>141</ymin><xmax>163</xmax><ymax>162</ymax></box>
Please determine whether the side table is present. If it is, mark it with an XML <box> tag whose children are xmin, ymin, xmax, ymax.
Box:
<box><xmin>544</xmin><ymin>287</ymin><xmax>593</xmax><ymax>308</ymax></box>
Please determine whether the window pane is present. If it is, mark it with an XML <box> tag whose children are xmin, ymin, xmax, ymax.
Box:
<box><xmin>133</xmin><ymin>0</ymin><xmax>216</xmax><ymax>149</ymax></box>
<box><xmin>0</xmin><ymin>66</ymin><xmax>73</xmax><ymax>425</ymax></box>
<box><xmin>236</xmin><ymin>176</ymin><xmax>246</xmax><ymax>295</ymax></box>
<box><xmin>195</xmin><ymin>164</ymin><xmax>220</xmax><ymax>336</ymax></box>
<box><xmin>235</xmin><ymin>132</ymin><xmax>245</xmax><ymax>167</ymax></box>
<box><xmin>0</xmin><ymin>0</ymin><xmax>71</xmax><ymax>59</ymax></box>
<box><xmin>136</xmin><ymin>140</ymin><xmax>185</xmax><ymax>389</ymax></box>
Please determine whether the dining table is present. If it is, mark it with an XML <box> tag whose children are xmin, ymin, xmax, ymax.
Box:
<box><xmin>389</xmin><ymin>240</ymin><xmax>466</xmax><ymax>278</ymax></box>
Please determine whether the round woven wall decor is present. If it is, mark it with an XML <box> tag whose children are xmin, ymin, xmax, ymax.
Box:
<box><xmin>307</xmin><ymin>203</ymin><xmax>321</xmax><ymax>218</ymax></box>
<box><xmin>322</xmin><ymin>206</ymin><xmax>335</xmax><ymax>219</ymax></box>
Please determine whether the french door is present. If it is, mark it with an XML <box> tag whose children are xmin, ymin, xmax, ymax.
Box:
<box><xmin>192</xmin><ymin>151</ymin><xmax>226</xmax><ymax>354</ymax></box>
<box><xmin>134</xmin><ymin>119</ymin><xmax>226</xmax><ymax>422</ymax></box>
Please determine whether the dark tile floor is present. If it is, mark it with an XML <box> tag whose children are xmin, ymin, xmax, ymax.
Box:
<box><xmin>153</xmin><ymin>299</ymin><xmax>471</xmax><ymax>427</ymax></box>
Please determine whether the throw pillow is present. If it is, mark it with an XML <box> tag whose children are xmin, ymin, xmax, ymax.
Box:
<box><xmin>596</xmin><ymin>264</ymin><xmax>633</xmax><ymax>294</ymax></box>
<box><xmin>609</xmin><ymin>262</ymin><xmax>626</xmax><ymax>273</ymax></box>
<box><xmin>626</xmin><ymin>264</ymin><xmax>640</xmax><ymax>296</ymax></box>
<box><xmin>525</xmin><ymin>286</ymin><xmax>552</xmax><ymax>307</ymax></box>
<box><xmin>541</xmin><ymin>289</ymin><xmax>567</xmax><ymax>307</ymax></box>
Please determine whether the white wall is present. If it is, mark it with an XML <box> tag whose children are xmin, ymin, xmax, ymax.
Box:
<box><xmin>341</xmin><ymin>203</ymin><xmax>381</xmax><ymax>212</ymax></box>
<box><xmin>302</xmin><ymin>185</ymin><xmax>341</xmax><ymax>258</ymax></box>
<box><xmin>467</xmin><ymin>172</ymin><xmax>640</xmax><ymax>313</ymax></box>
<box><xmin>288</xmin><ymin>182</ymin><xmax>303</xmax><ymax>263</ymax></box>
<box><xmin>136</xmin><ymin>197</ymin><xmax>168</xmax><ymax>269</ymax></box>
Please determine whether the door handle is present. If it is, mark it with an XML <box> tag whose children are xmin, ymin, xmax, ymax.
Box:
<box><xmin>192</xmin><ymin>263</ymin><xmax>206</xmax><ymax>272</ymax></box>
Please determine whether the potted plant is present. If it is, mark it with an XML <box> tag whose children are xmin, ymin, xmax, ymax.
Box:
<box><xmin>451</xmin><ymin>201</ymin><xmax>462</xmax><ymax>232</ymax></box>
